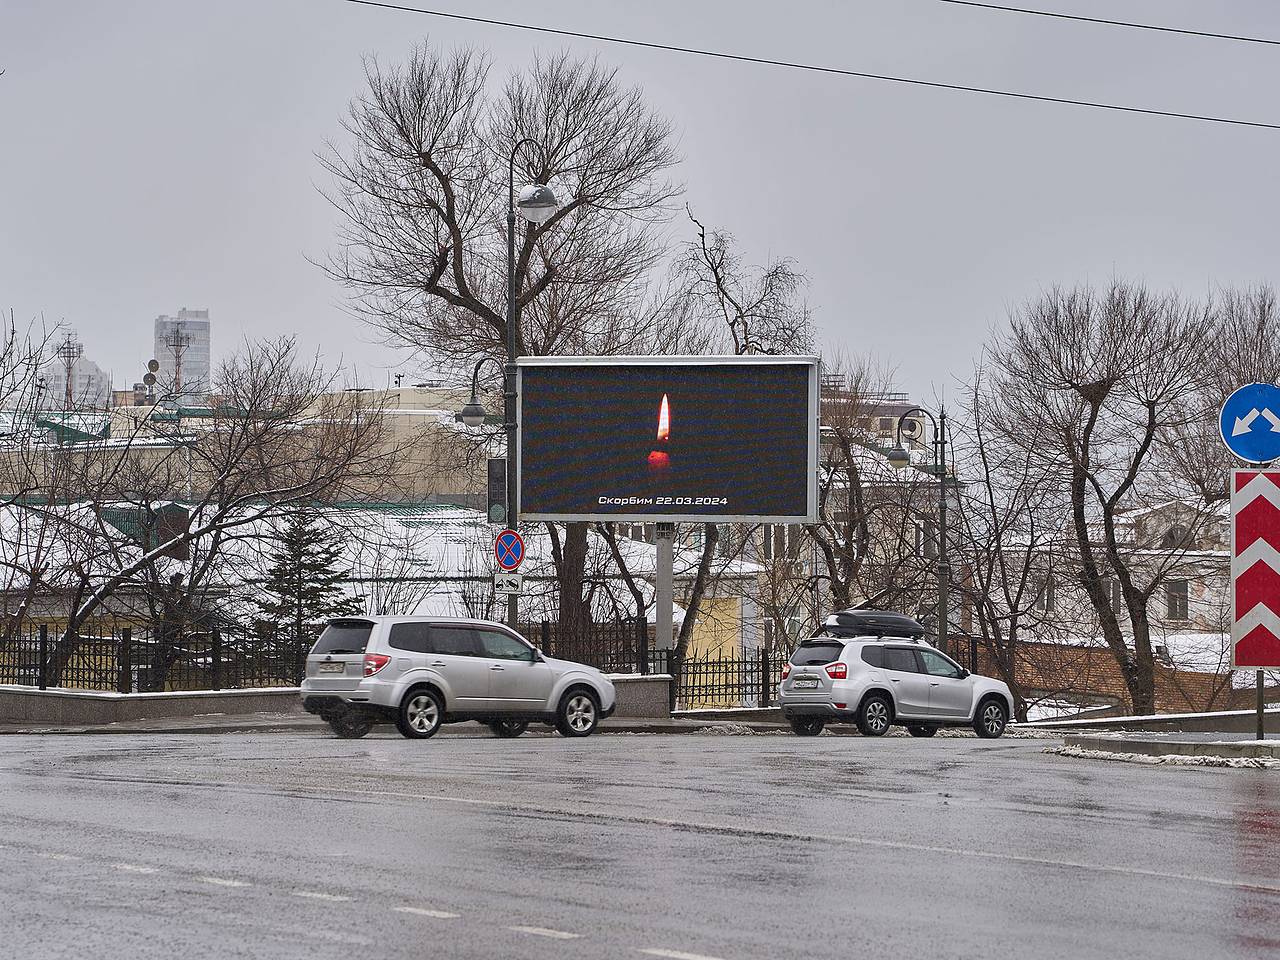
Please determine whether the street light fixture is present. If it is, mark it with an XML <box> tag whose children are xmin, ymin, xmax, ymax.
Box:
<box><xmin>515</xmin><ymin>183</ymin><xmax>559</xmax><ymax>224</ymax></box>
<box><xmin>889</xmin><ymin>407</ymin><xmax>961</xmax><ymax>665</ymax></box>
<box><xmin>886</xmin><ymin>444</ymin><xmax>911</xmax><ymax>470</ymax></box>
<box><xmin>460</xmin><ymin>356</ymin><xmax>505</xmax><ymax>429</ymax></box>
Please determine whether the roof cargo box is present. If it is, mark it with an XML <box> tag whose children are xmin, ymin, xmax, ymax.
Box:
<box><xmin>821</xmin><ymin>609</ymin><xmax>925</xmax><ymax>639</ymax></box>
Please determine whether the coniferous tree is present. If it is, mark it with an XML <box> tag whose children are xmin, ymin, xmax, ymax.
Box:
<box><xmin>255</xmin><ymin>511</ymin><xmax>363</xmax><ymax>648</ymax></box>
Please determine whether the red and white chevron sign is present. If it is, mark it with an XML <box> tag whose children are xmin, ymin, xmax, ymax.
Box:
<box><xmin>1232</xmin><ymin>469</ymin><xmax>1280</xmax><ymax>668</ymax></box>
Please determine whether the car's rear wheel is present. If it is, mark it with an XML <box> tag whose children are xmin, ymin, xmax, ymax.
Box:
<box><xmin>789</xmin><ymin>717</ymin><xmax>825</xmax><ymax>737</ymax></box>
<box><xmin>856</xmin><ymin>693</ymin><xmax>893</xmax><ymax>737</ymax></box>
<box><xmin>327</xmin><ymin>712</ymin><xmax>373</xmax><ymax>739</ymax></box>
<box><xmin>489</xmin><ymin>719</ymin><xmax>529</xmax><ymax>738</ymax></box>
<box><xmin>555</xmin><ymin>689</ymin><xmax>599</xmax><ymax>737</ymax></box>
<box><xmin>396</xmin><ymin>689</ymin><xmax>443</xmax><ymax>739</ymax></box>
<box><xmin>974</xmin><ymin>698</ymin><xmax>1008</xmax><ymax>739</ymax></box>
<box><xmin>906</xmin><ymin>725</ymin><xmax>937</xmax><ymax>738</ymax></box>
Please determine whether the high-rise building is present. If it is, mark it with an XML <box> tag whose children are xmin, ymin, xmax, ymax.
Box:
<box><xmin>39</xmin><ymin>334</ymin><xmax>111</xmax><ymax>410</ymax></box>
<box><xmin>152</xmin><ymin>307</ymin><xmax>212</xmax><ymax>404</ymax></box>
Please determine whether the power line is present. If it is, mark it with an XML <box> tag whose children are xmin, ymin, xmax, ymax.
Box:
<box><xmin>937</xmin><ymin>1</ymin><xmax>1280</xmax><ymax>47</ymax></box>
<box><xmin>340</xmin><ymin>0</ymin><xmax>1280</xmax><ymax>131</ymax></box>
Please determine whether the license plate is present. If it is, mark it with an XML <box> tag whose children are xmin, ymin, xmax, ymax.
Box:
<box><xmin>318</xmin><ymin>662</ymin><xmax>345</xmax><ymax>674</ymax></box>
<box><xmin>793</xmin><ymin>677</ymin><xmax>819</xmax><ymax>689</ymax></box>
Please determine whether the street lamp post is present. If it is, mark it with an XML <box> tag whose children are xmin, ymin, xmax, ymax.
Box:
<box><xmin>460</xmin><ymin>138</ymin><xmax>558</xmax><ymax>629</ymax></box>
<box><xmin>887</xmin><ymin>407</ymin><xmax>959</xmax><ymax>663</ymax></box>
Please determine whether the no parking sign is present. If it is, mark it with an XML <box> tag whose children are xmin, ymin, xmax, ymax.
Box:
<box><xmin>494</xmin><ymin>529</ymin><xmax>525</xmax><ymax>572</ymax></box>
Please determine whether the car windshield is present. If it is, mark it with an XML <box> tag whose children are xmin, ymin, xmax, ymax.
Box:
<box><xmin>311</xmin><ymin>620</ymin><xmax>373</xmax><ymax>655</ymax></box>
<box><xmin>790</xmin><ymin>640</ymin><xmax>845</xmax><ymax>666</ymax></box>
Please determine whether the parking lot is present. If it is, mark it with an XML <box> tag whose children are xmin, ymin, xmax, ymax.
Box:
<box><xmin>2</xmin><ymin>728</ymin><xmax>1278</xmax><ymax>960</ymax></box>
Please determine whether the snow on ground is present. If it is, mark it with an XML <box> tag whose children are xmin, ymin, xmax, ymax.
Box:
<box><xmin>1045</xmin><ymin>744</ymin><xmax>1280</xmax><ymax>769</ymax></box>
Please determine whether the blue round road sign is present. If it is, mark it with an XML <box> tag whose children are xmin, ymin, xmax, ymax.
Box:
<box><xmin>1220</xmin><ymin>383</ymin><xmax>1280</xmax><ymax>463</ymax></box>
<box><xmin>494</xmin><ymin>529</ymin><xmax>525</xmax><ymax>571</ymax></box>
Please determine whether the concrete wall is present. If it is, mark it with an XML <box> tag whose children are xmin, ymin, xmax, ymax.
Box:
<box><xmin>1</xmin><ymin>674</ymin><xmax>674</xmax><ymax>726</ymax></box>
<box><xmin>607</xmin><ymin>675</ymin><xmax>672</xmax><ymax>719</ymax></box>
<box><xmin>0</xmin><ymin>685</ymin><xmax>302</xmax><ymax>726</ymax></box>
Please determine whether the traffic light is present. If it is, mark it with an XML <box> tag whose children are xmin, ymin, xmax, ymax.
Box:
<box><xmin>487</xmin><ymin>458</ymin><xmax>507</xmax><ymax>524</ymax></box>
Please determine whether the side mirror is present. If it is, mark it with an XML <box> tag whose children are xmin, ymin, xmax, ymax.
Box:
<box><xmin>958</xmin><ymin>668</ymin><xmax>970</xmax><ymax>679</ymax></box>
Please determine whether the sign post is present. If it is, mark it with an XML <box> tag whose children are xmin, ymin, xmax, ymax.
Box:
<box><xmin>1221</xmin><ymin>385</ymin><xmax>1280</xmax><ymax>740</ymax></box>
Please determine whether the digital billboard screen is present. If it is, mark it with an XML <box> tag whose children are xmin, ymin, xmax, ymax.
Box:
<box><xmin>517</xmin><ymin>357</ymin><xmax>818</xmax><ymax>522</ymax></box>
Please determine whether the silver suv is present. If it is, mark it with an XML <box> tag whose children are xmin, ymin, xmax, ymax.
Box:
<box><xmin>300</xmin><ymin>617</ymin><xmax>616</xmax><ymax>740</ymax></box>
<box><xmin>777</xmin><ymin>610</ymin><xmax>1014</xmax><ymax>739</ymax></box>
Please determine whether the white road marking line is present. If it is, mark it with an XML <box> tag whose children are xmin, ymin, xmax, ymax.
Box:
<box><xmin>639</xmin><ymin>950</ymin><xmax>729</xmax><ymax>960</ymax></box>
<box><xmin>38</xmin><ymin>852</ymin><xmax>82</xmax><ymax>862</ymax></box>
<box><xmin>113</xmin><ymin>863</ymin><xmax>159</xmax><ymax>874</ymax></box>
<box><xmin>197</xmin><ymin>876</ymin><xmax>251</xmax><ymax>888</ymax></box>
<box><xmin>508</xmin><ymin>926</ymin><xmax>581</xmax><ymax>940</ymax></box>
<box><xmin>395</xmin><ymin>906</ymin><xmax>461</xmax><ymax>919</ymax></box>
<box><xmin>291</xmin><ymin>890</ymin><xmax>355</xmax><ymax>902</ymax></box>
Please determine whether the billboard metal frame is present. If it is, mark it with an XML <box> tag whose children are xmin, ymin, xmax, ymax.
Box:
<box><xmin>516</xmin><ymin>354</ymin><xmax>821</xmax><ymax>524</ymax></box>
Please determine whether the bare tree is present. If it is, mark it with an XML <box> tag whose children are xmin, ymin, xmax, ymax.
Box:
<box><xmin>985</xmin><ymin>281</ymin><xmax>1218</xmax><ymax>714</ymax></box>
<box><xmin>10</xmin><ymin>339</ymin><xmax>404</xmax><ymax>684</ymax></box>
<box><xmin>321</xmin><ymin>43</ymin><xmax>681</xmax><ymax>634</ymax></box>
<box><xmin>950</xmin><ymin>362</ymin><xmax>1073</xmax><ymax>720</ymax></box>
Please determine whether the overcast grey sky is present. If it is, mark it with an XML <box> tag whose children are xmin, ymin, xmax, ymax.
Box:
<box><xmin>3</xmin><ymin>0</ymin><xmax>1279</xmax><ymax>400</ymax></box>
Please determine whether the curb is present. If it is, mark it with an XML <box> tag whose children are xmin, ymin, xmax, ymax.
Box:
<box><xmin>0</xmin><ymin>718</ymin><xmax>795</xmax><ymax>737</ymax></box>
<box><xmin>1063</xmin><ymin>733</ymin><xmax>1280</xmax><ymax>760</ymax></box>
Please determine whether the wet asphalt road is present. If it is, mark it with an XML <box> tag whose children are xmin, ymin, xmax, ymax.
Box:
<box><xmin>1</xmin><ymin>726</ymin><xmax>1278</xmax><ymax>960</ymax></box>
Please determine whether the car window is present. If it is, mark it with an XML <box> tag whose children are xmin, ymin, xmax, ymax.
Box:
<box><xmin>919</xmin><ymin>649</ymin><xmax>964</xmax><ymax>679</ymax></box>
<box><xmin>311</xmin><ymin>620</ymin><xmax>373</xmax><ymax>655</ymax></box>
<box><xmin>476</xmin><ymin>630</ymin><xmax>535</xmax><ymax>662</ymax></box>
<box><xmin>883</xmin><ymin>647</ymin><xmax>922</xmax><ymax>673</ymax></box>
<box><xmin>790</xmin><ymin>641</ymin><xmax>846</xmax><ymax>666</ymax></box>
<box><xmin>387</xmin><ymin>622</ymin><xmax>433</xmax><ymax>654</ymax></box>
<box><xmin>430</xmin><ymin>627</ymin><xmax>479</xmax><ymax>657</ymax></box>
<box><xmin>860</xmin><ymin>645</ymin><xmax>884</xmax><ymax>668</ymax></box>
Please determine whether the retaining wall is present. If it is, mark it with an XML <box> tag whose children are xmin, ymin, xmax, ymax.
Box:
<box><xmin>0</xmin><ymin>674</ymin><xmax>674</xmax><ymax>726</ymax></box>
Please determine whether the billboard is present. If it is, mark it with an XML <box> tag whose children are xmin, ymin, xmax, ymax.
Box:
<box><xmin>517</xmin><ymin>356</ymin><xmax>819</xmax><ymax>522</ymax></box>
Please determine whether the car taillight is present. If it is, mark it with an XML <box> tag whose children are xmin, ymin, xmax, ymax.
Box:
<box><xmin>363</xmin><ymin>654</ymin><xmax>390</xmax><ymax>677</ymax></box>
<box><xmin>825</xmin><ymin>662</ymin><xmax>847</xmax><ymax>679</ymax></box>
<box><xmin>781</xmin><ymin>663</ymin><xmax>791</xmax><ymax>680</ymax></box>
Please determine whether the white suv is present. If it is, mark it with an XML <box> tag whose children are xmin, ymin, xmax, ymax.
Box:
<box><xmin>777</xmin><ymin>611</ymin><xmax>1014</xmax><ymax>739</ymax></box>
<box><xmin>300</xmin><ymin>617</ymin><xmax>616</xmax><ymax>740</ymax></box>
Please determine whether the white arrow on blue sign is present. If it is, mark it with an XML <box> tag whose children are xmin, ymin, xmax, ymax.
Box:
<box><xmin>1220</xmin><ymin>382</ymin><xmax>1280</xmax><ymax>463</ymax></box>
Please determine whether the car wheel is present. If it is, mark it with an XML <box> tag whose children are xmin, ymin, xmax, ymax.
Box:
<box><xmin>555</xmin><ymin>689</ymin><xmax>599</xmax><ymax>737</ymax></box>
<box><xmin>789</xmin><ymin>717</ymin><xmax>825</xmax><ymax>737</ymax></box>
<box><xmin>327</xmin><ymin>713</ymin><xmax>373</xmax><ymax>739</ymax></box>
<box><xmin>856</xmin><ymin>693</ymin><xmax>893</xmax><ymax>737</ymax></box>
<box><xmin>396</xmin><ymin>689</ymin><xmax>443</xmax><ymax>739</ymax></box>
<box><xmin>489</xmin><ymin>720</ymin><xmax>529</xmax><ymax>738</ymax></box>
<box><xmin>974</xmin><ymin>698</ymin><xmax>1008</xmax><ymax>739</ymax></box>
<box><xmin>906</xmin><ymin>725</ymin><xmax>937</xmax><ymax>738</ymax></box>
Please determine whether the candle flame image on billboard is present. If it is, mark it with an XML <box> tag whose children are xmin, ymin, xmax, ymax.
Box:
<box><xmin>648</xmin><ymin>393</ymin><xmax>671</xmax><ymax>471</ymax></box>
<box><xmin>518</xmin><ymin>358</ymin><xmax>818</xmax><ymax>522</ymax></box>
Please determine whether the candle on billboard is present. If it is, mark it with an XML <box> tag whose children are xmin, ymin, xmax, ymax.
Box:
<box><xmin>648</xmin><ymin>393</ymin><xmax>671</xmax><ymax>473</ymax></box>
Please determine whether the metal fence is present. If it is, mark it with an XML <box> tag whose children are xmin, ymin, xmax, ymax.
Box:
<box><xmin>520</xmin><ymin>619</ymin><xmax>790</xmax><ymax>711</ymax></box>
<box><xmin>676</xmin><ymin>648</ymin><xmax>791</xmax><ymax>710</ymax></box>
<box><xmin>0</xmin><ymin>623</ymin><xmax>311</xmax><ymax>693</ymax></box>
<box><xmin>2</xmin><ymin>616</ymin><xmax>795</xmax><ymax>710</ymax></box>
<box><xmin>519</xmin><ymin>619</ymin><xmax>655</xmax><ymax>676</ymax></box>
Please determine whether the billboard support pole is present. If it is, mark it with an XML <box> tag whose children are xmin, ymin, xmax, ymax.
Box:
<box><xmin>1259</xmin><ymin>670</ymin><xmax>1266</xmax><ymax>741</ymax></box>
<box><xmin>656</xmin><ymin>523</ymin><xmax>675</xmax><ymax>657</ymax></box>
